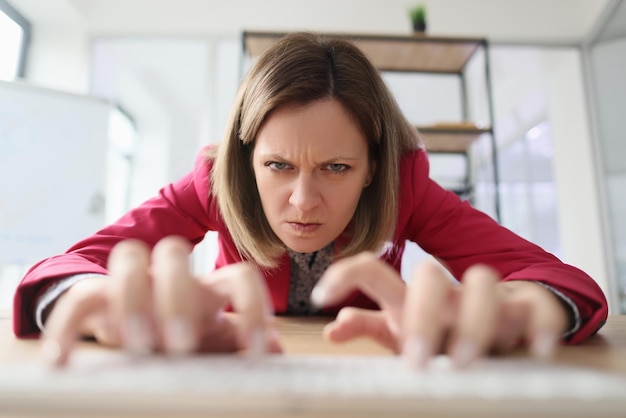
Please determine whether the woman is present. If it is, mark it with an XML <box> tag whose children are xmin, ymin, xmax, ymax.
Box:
<box><xmin>13</xmin><ymin>33</ymin><xmax>607</xmax><ymax>368</ymax></box>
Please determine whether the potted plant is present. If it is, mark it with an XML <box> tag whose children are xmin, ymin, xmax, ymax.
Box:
<box><xmin>409</xmin><ymin>3</ymin><xmax>427</xmax><ymax>33</ymax></box>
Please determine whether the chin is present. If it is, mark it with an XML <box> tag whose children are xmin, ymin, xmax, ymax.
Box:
<box><xmin>286</xmin><ymin>244</ymin><xmax>322</xmax><ymax>254</ymax></box>
<box><xmin>284</xmin><ymin>240</ymin><xmax>328</xmax><ymax>254</ymax></box>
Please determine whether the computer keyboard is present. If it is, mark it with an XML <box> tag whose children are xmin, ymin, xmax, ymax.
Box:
<box><xmin>2</xmin><ymin>352</ymin><xmax>626</xmax><ymax>401</ymax></box>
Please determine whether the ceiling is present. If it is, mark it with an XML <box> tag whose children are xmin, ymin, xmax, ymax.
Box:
<box><xmin>9</xmin><ymin>0</ymin><xmax>611</xmax><ymax>42</ymax></box>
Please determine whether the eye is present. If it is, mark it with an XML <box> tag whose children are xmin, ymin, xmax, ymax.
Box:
<box><xmin>265</xmin><ymin>161</ymin><xmax>290</xmax><ymax>171</ymax></box>
<box><xmin>324</xmin><ymin>163</ymin><xmax>349</xmax><ymax>173</ymax></box>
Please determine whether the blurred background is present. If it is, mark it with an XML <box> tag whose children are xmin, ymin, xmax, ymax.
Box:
<box><xmin>1</xmin><ymin>0</ymin><xmax>625</xmax><ymax>313</ymax></box>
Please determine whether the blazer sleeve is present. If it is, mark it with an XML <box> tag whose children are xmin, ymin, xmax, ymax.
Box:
<box><xmin>13</xmin><ymin>148</ymin><xmax>218</xmax><ymax>338</ymax></box>
<box><xmin>400</xmin><ymin>149</ymin><xmax>608</xmax><ymax>344</ymax></box>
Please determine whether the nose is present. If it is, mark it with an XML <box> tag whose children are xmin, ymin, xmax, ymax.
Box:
<box><xmin>288</xmin><ymin>173</ymin><xmax>321</xmax><ymax>212</ymax></box>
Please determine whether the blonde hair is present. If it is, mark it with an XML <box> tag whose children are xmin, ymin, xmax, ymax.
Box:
<box><xmin>209</xmin><ymin>32</ymin><xmax>420</xmax><ymax>268</ymax></box>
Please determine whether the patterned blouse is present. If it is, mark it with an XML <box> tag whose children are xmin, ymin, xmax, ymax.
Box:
<box><xmin>286</xmin><ymin>242</ymin><xmax>334</xmax><ymax>314</ymax></box>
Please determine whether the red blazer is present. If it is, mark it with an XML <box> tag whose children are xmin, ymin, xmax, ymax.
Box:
<box><xmin>13</xmin><ymin>148</ymin><xmax>608</xmax><ymax>342</ymax></box>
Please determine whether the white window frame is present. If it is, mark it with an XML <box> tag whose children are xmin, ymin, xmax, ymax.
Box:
<box><xmin>0</xmin><ymin>0</ymin><xmax>31</xmax><ymax>79</ymax></box>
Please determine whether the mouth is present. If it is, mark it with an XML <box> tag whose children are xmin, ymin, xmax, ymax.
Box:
<box><xmin>287</xmin><ymin>221</ymin><xmax>322</xmax><ymax>234</ymax></box>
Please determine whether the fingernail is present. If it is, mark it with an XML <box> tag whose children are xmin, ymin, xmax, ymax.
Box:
<box><xmin>41</xmin><ymin>338</ymin><xmax>62</xmax><ymax>366</ymax></box>
<box><xmin>124</xmin><ymin>315</ymin><xmax>153</xmax><ymax>355</ymax></box>
<box><xmin>452</xmin><ymin>338</ymin><xmax>478</xmax><ymax>368</ymax></box>
<box><xmin>268</xmin><ymin>328</ymin><xmax>281</xmax><ymax>344</ymax></box>
<box><xmin>532</xmin><ymin>330</ymin><xmax>558</xmax><ymax>359</ymax></box>
<box><xmin>164</xmin><ymin>318</ymin><xmax>195</xmax><ymax>355</ymax></box>
<box><xmin>247</xmin><ymin>328</ymin><xmax>266</xmax><ymax>360</ymax></box>
<box><xmin>310</xmin><ymin>286</ymin><xmax>327</xmax><ymax>307</ymax></box>
<box><xmin>403</xmin><ymin>337</ymin><xmax>431</xmax><ymax>370</ymax></box>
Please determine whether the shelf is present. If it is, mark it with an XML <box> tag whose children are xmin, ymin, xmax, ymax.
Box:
<box><xmin>417</xmin><ymin>126</ymin><xmax>491</xmax><ymax>153</ymax></box>
<box><xmin>243</xmin><ymin>31</ymin><xmax>486</xmax><ymax>73</ymax></box>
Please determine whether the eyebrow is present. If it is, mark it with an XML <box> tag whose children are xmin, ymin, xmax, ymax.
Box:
<box><xmin>258</xmin><ymin>153</ymin><xmax>361</xmax><ymax>163</ymax></box>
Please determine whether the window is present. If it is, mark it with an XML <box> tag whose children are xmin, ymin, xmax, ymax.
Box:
<box><xmin>106</xmin><ymin>106</ymin><xmax>137</xmax><ymax>223</ymax></box>
<box><xmin>0</xmin><ymin>0</ymin><xmax>31</xmax><ymax>80</ymax></box>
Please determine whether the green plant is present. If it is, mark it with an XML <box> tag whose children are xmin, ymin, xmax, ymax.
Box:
<box><xmin>409</xmin><ymin>3</ymin><xmax>426</xmax><ymax>25</ymax></box>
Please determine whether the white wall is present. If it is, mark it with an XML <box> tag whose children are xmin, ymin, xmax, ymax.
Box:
<box><xmin>545</xmin><ymin>49</ymin><xmax>610</xmax><ymax>304</ymax></box>
<box><xmin>24</xmin><ymin>23</ymin><xmax>89</xmax><ymax>94</ymax></box>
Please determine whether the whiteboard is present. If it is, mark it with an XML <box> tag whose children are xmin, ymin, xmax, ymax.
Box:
<box><xmin>0</xmin><ymin>80</ymin><xmax>111</xmax><ymax>264</ymax></box>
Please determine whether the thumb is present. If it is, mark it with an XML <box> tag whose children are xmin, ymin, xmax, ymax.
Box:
<box><xmin>324</xmin><ymin>308</ymin><xmax>400</xmax><ymax>353</ymax></box>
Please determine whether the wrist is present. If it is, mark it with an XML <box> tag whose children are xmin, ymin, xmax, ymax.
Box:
<box><xmin>498</xmin><ymin>280</ymin><xmax>572</xmax><ymax>336</ymax></box>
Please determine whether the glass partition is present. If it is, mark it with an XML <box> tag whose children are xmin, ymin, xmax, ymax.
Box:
<box><xmin>587</xmin><ymin>0</ymin><xmax>626</xmax><ymax>312</ymax></box>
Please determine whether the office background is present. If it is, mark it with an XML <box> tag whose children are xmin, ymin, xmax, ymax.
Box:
<box><xmin>0</xmin><ymin>0</ymin><xmax>624</xmax><ymax>313</ymax></box>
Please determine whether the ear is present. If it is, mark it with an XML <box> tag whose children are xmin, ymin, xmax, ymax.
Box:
<box><xmin>364</xmin><ymin>161</ymin><xmax>377</xmax><ymax>187</ymax></box>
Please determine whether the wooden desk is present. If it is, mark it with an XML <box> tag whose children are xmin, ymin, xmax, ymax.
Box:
<box><xmin>1</xmin><ymin>310</ymin><xmax>626</xmax><ymax>417</ymax></box>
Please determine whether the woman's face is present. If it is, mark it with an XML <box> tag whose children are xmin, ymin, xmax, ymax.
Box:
<box><xmin>252</xmin><ymin>98</ymin><xmax>374</xmax><ymax>254</ymax></box>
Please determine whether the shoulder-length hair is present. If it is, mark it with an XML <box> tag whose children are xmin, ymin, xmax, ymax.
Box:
<box><xmin>209</xmin><ymin>32</ymin><xmax>420</xmax><ymax>269</ymax></box>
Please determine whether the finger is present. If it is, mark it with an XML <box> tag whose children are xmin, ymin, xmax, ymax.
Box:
<box><xmin>450</xmin><ymin>264</ymin><xmax>500</xmax><ymax>367</ymax></box>
<box><xmin>41</xmin><ymin>282</ymin><xmax>108</xmax><ymax>367</ymax></box>
<box><xmin>311</xmin><ymin>252</ymin><xmax>406</xmax><ymax>322</ymax></box>
<box><xmin>193</xmin><ymin>312</ymin><xmax>284</xmax><ymax>354</ymax></box>
<box><xmin>108</xmin><ymin>239</ymin><xmax>154</xmax><ymax>354</ymax></box>
<box><xmin>491</xmin><ymin>301</ymin><xmax>529</xmax><ymax>354</ymax></box>
<box><xmin>266</xmin><ymin>330</ymin><xmax>284</xmax><ymax>354</ymax></box>
<box><xmin>204</xmin><ymin>262</ymin><xmax>274</xmax><ymax>358</ymax></box>
<box><xmin>324</xmin><ymin>307</ymin><xmax>400</xmax><ymax>352</ymax></box>
<box><xmin>527</xmin><ymin>285</ymin><xmax>569</xmax><ymax>359</ymax></box>
<box><xmin>151</xmin><ymin>236</ymin><xmax>199</xmax><ymax>355</ymax></box>
<box><xmin>403</xmin><ymin>261</ymin><xmax>455</xmax><ymax>368</ymax></box>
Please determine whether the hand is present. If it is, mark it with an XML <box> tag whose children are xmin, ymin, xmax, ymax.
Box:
<box><xmin>311</xmin><ymin>252</ymin><xmax>570</xmax><ymax>368</ymax></box>
<box><xmin>42</xmin><ymin>236</ymin><xmax>282</xmax><ymax>367</ymax></box>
